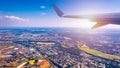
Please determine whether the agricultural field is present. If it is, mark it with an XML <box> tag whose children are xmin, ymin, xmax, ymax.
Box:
<box><xmin>78</xmin><ymin>44</ymin><xmax>120</xmax><ymax>62</ymax></box>
<box><xmin>36</xmin><ymin>42</ymin><xmax>55</xmax><ymax>45</ymax></box>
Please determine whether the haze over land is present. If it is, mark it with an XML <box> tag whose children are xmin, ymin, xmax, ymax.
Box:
<box><xmin>0</xmin><ymin>27</ymin><xmax>120</xmax><ymax>67</ymax></box>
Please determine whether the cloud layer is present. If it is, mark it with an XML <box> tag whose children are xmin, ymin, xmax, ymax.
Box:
<box><xmin>0</xmin><ymin>15</ymin><xmax>29</xmax><ymax>26</ymax></box>
<box><xmin>0</xmin><ymin>15</ymin><xmax>29</xmax><ymax>22</ymax></box>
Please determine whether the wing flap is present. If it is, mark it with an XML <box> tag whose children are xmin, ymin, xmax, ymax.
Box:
<box><xmin>92</xmin><ymin>23</ymin><xmax>108</xmax><ymax>29</ymax></box>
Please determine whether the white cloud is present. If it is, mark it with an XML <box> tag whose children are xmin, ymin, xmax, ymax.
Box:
<box><xmin>0</xmin><ymin>15</ymin><xmax>29</xmax><ymax>26</ymax></box>
<box><xmin>4</xmin><ymin>15</ymin><xmax>29</xmax><ymax>22</ymax></box>
<box><xmin>40</xmin><ymin>5</ymin><xmax>46</xmax><ymax>9</ymax></box>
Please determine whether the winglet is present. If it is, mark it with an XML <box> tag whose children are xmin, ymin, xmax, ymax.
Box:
<box><xmin>52</xmin><ymin>4</ymin><xmax>64</xmax><ymax>17</ymax></box>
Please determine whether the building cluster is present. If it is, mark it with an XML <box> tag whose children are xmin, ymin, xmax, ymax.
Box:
<box><xmin>0</xmin><ymin>28</ymin><xmax>120</xmax><ymax>68</ymax></box>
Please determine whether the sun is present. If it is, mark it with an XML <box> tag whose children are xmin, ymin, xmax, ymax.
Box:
<box><xmin>66</xmin><ymin>18</ymin><xmax>96</xmax><ymax>28</ymax></box>
<box><xmin>79</xmin><ymin>19</ymin><xmax>96</xmax><ymax>28</ymax></box>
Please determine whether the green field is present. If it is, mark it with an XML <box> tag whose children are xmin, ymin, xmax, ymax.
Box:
<box><xmin>61</xmin><ymin>45</ymin><xmax>69</xmax><ymax>48</ymax></box>
<box><xmin>36</xmin><ymin>42</ymin><xmax>55</xmax><ymax>45</ymax></box>
<box><xmin>78</xmin><ymin>44</ymin><xmax>120</xmax><ymax>62</ymax></box>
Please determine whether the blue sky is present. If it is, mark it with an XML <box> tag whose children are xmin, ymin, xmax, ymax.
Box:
<box><xmin>0</xmin><ymin>0</ymin><xmax>120</xmax><ymax>28</ymax></box>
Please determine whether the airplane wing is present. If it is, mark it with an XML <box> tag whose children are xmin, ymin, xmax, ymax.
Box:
<box><xmin>52</xmin><ymin>4</ymin><xmax>119</xmax><ymax>29</ymax></box>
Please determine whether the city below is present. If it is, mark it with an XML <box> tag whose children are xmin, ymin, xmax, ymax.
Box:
<box><xmin>0</xmin><ymin>27</ymin><xmax>120</xmax><ymax>68</ymax></box>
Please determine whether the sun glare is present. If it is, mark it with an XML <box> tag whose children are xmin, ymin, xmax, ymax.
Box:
<box><xmin>68</xmin><ymin>19</ymin><xmax>96</xmax><ymax>29</ymax></box>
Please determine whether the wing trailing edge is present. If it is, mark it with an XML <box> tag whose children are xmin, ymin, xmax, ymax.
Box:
<box><xmin>92</xmin><ymin>22</ymin><xmax>108</xmax><ymax>29</ymax></box>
